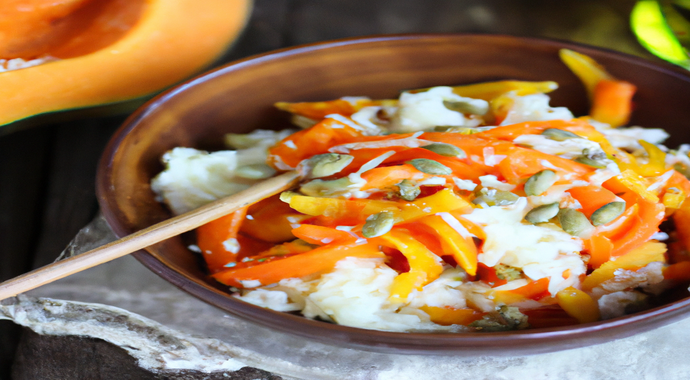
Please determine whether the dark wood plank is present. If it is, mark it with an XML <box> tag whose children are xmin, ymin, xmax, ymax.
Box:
<box><xmin>31</xmin><ymin>118</ymin><xmax>123</xmax><ymax>268</ymax></box>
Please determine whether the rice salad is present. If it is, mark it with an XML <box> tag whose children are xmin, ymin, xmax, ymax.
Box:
<box><xmin>151</xmin><ymin>49</ymin><xmax>690</xmax><ymax>332</ymax></box>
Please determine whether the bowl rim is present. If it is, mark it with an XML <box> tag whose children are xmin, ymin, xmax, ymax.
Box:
<box><xmin>97</xmin><ymin>33</ymin><xmax>690</xmax><ymax>355</ymax></box>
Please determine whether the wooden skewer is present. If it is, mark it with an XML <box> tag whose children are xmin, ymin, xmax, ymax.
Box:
<box><xmin>0</xmin><ymin>171</ymin><xmax>300</xmax><ymax>301</ymax></box>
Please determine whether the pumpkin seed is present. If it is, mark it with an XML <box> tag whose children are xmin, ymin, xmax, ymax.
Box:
<box><xmin>524</xmin><ymin>170</ymin><xmax>557</xmax><ymax>196</ymax></box>
<box><xmin>397</xmin><ymin>179</ymin><xmax>421</xmax><ymax>201</ymax></box>
<box><xmin>407</xmin><ymin>158</ymin><xmax>453</xmax><ymax>175</ymax></box>
<box><xmin>308</xmin><ymin>153</ymin><xmax>354</xmax><ymax>178</ymax></box>
<box><xmin>473</xmin><ymin>188</ymin><xmax>519</xmax><ymax>206</ymax></box>
<box><xmin>235</xmin><ymin>164</ymin><xmax>276</xmax><ymax>179</ymax></box>
<box><xmin>362</xmin><ymin>211</ymin><xmax>395</xmax><ymax>238</ymax></box>
<box><xmin>442</xmin><ymin>99</ymin><xmax>489</xmax><ymax>115</ymax></box>
<box><xmin>558</xmin><ymin>208</ymin><xmax>592</xmax><ymax>236</ymax></box>
<box><xmin>494</xmin><ymin>264</ymin><xmax>522</xmax><ymax>281</ymax></box>
<box><xmin>590</xmin><ymin>201</ymin><xmax>626</xmax><ymax>226</ymax></box>
<box><xmin>422</xmin><ymin>143</ymin><xmax>466</xmax><ymax>158</ymax></box>
<box><xmin>525</xmin><ymin>202</ymin><xmax>559</xmax><ymax>224</ymax></box>
<box><xmin>541</xmin><ymin>128</ymin><xmax>581</xmax><ymax>141</ymax></box>
<box><xmin>574</xmin><ymin>156</ymin><xmax>607</xmax><ymax>169</ymax></box>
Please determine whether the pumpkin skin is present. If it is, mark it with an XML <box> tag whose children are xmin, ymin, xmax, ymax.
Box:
<box><xmin>0</xmin><ymin>0</ymin><xmax>251</xmax><ymax>130</ymax></box>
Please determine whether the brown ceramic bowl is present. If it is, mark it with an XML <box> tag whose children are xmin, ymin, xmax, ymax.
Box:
<box><xmin>97</xmin><ymin>34</ymin><xmax>690</xmax><ymax>355</ymax></box>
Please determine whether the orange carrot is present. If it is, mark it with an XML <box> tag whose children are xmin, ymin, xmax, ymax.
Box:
<box><xmin>508</xmin><ymin>277</ymin><xmax>551</xmax><ymax>300</ymax></box>
<box><xmin>610</xmin><ymin>200</ymin><xmax>664</xmax><ymax>257</ymax></box>
<box><xmin>584</xmin><ymin>234</ymin><xmax>613</xmax><ymax>269</ymax></box>
<box><xmin>213</xmin><ymin>243</ymin><xmax>384</xmax><ymax>287</ymax></box>
<box><xmin>291</xmin><ymin>224</ymin><xmax>357</xmax><ymax>246</ymax></box>
<box><xmin>663</xmin><ymin>261</ymin><xmax>690</xmax><ymax>282</ymax></box>
<box><xmin>567</xmin><ymin>185</ymin><xmax>619</xmax><ymax>218</ymax></box>
<box><xmin>197</xmin><ymin>207</ymin><xmax>248</xmax><ymax>273</ymax></box>
<box><xmin>498</xmin><ymin>146</ymin><xmax>593</xmax><ymax>182</ymax></box>
<box><xmin>241</xmin><ymin>194</ymin><xmax>307</xmax><ymax>243</ymax></box>
<box><xmin>420</xmin><ymin>306</ymin><xmax>485</xmax><ymax>326</ymax></box>
<box><xmin>590</xmin><ymin>79</ymin><xmax>636</xmax><ymax>127</ymax></box>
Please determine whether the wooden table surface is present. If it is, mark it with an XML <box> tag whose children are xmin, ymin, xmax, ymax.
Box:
<box><xmin>0</xmin><ymin>0</ymin><xmax>652</xmax><ymax>378</ymax></box>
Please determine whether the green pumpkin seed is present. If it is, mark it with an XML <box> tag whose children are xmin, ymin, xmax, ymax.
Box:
<box><xmin>525</xmin><ymin>202</ymin><xmax>559</xmax><ymax>224</ymax></box>
<box><xmin>397</xmin><ymin>179</ymin><xmax>421</xmax><ymax>201</ymax></box>
<box><xmin>422</xmin><ymin>143</ymin><xmax>466</xmax><ymax>158</ymax></box>
<box><xmin>524</xmin><ymin>170</ymin><xmax>557</xmax><ymax>196</ymax></box>
<box><xmin>574</xmin><ymin>156</ymin><xmax>607</xmax><ymax>169</ymax></box>
<box><xmin>235</xmin><ymin>164</ymin><xmax>276</xmax><ymax>179</ymax></box>
<box><xmin>308</xmin><ymin>153</ymin><xmax>354</xmax><ymax>178</ymax></box>
<box><xmin>494</xmin><ymin>264</ymin><xmax>522</xmax><ymax>281</ymax></box>
<box><xmin>442</xmin><ymin>99</ymin><xmax>489</xmax><ymax>116</ymax></box>
<box><xmin>407</xmin><ymin>158</ymin><xmax>452</xmax><ymax>175</ymax></box>
<box><xmin>590</xmin><ymin>202</ymin><xmax>626</xmax><ymax>226</ymax></box>
<box><xmin>473</xmin><ymin>189</ymin><xmax>519</xmax><ymax>206</ymax></box>
<box><xmin>299</xmin><ymin>177</ymin><xmax>354</xmax><ymax>197</ymax></box>
<box><xmin>362</xmin><ymin>211</ymin><xmax>395</xmax><ymax>238</ymax></box>
<box><xmin>558</xmin><ymin>208</ymin><xmax>592</xmax><ymax>236</ymax></box>
<box><xmin>541</xmin><ymin>128</ymin><xmax>582</xmax><ymax>141</ymax></box>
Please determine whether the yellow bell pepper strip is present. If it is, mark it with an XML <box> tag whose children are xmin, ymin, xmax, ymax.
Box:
<box><xmin>408</xmin><ymin>80</ymin><xmax>557</xmax><ymax>100</ymax></box>
<box><xmin>418</xmin><ymin>214</ymin><xmax>478</xmax><ymax>275</ymax></box>
<box><xmin>663</xmin><ymin>261</ymin><xmax>690</xmax><ymax>282</ymax></box>
<box><xmin>291</xmin><ymin>224</ymin><xmax>357</xmax><ymax>246</ymax></box>
<box><xmin>274</xmin><ymin>98</ymin><xmax>397</xmax><ymax>119</ymax></box>
<box><xmin>673</xmin><ymin>198</ymin><xmax>690</xmax><ymax>253</ymax></box>
<box><xmin>196</xmin><ymin>207</ymin><xmax>248</xmax><ymax>274</ymax></box>
<box><xmin>556</xmin><ymin>287</ymin><xmax>600</xmax><ymax>324</ymax></box>
<box><xmin>488</xmin><ymin>93</ymin><xmax>514</xmax><ymax>125</ymax></box>
<box><xmin>581</xmin><ymin>241</ymin><xmax>667</xmax><ymax>291</ymax></box>
<box><xmin>267</xmin><ymin>117</ymin><xmax>365</xmax><ymax>169</ymax></box>
<box><xmin>419</xmin><ymin>306</ymin><xmax>485</xmax><ymax>326</ymax></box>
<box><xmin>636</xmin><ymin>140</ymin><xmax>667</xmax><ymax>177</ymax></box>
<box><xmin>213</xmin><ymin>242</ymin><xmax>384</xmax><ymax>288</ymax></box>
<box><xmin>590</xmin><ymin>79</ymin><xmax>636</xmax><ymax>127</ymax></box>
<box><xmin>662</xmin><ymin>187</ymin><xmax>686</xmax><ymax>213</ymax></box>
<box><xmin>380</xmin><ymin>229</ymin><xmax>444</xmax><ymax>303</ymax></box>
<box><xmin>284</xmin><ymin>188</ymin><xmax>472</xmax><ymax>226</ymax></box>
<box><xmin>560</xmin><ymin>49</ymin><xmax>636</xmax><ymax>127</ymax></box>
<box><xmin>559</xmin><ymin>49</ymin><xmax>613</xmax><ymax>101</ymax></box>
<box><xmin>604</xmin><ymin>169</ymin><xmax>659</xmax><ymax>204</ymax></box>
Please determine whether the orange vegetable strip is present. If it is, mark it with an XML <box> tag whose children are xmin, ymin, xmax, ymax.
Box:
<box><xmin>241</xmin><ymin>194</ymin><xmax>307</xmax><ymax>243</ymax></box>
<box><xmin>584</xmin><ymin>234</ymin><xmax>613</xmax><ymax>269</ymax></box>
<box><xmin>663</xmin><ymin>261</ymin><xmax>690</xmax><ymax>281</ymax></box>
<box><xmin>590</xmin><ymin>79</ymin><xmax>636</xmax><ymax>127</ymax></box>
<box><xmin>267</xmin><ymin>118</ymin><xmax>364</xmax><ymax>169</ymax></box>
<box><xmin>418</xmin><ymin>214</ymin><xmax>478</xmax><ymax>275</ymax></box>
<box><xmin>419</xmin><ymin>306</ymin><xmax>485</xmax><ymax>326</ymax></box>
<box><xmin>666</xmin><ymin>171</ymin><xmax>690</xmax><ymax>196</ymax></box>
<box><xmin>582</xmin><ymin>241</ymin><xmax>666</xmax><ymax>291</ymax></box>
<box><xmin>596</xmin><ymin>203</ymin><xmax>639</xmax><ymax>240</ymax></box>
<box><xmin>450</xmin><ymin>213</ymin><xmax>487</xmax><ymax>241</ymax></box>
<box><xmin>383</xmin><ymin>148</ymin><xmax>487</xmax><ymax>180</ymax></box>
<box><xmin>196</xmin><ymin>207</ymin><xmax>248</xmax><ymax>273</ymax></box>
<box><xmin>476</xmin><ymin>263</ymin><xmax>507</xmax><ymax>287</ymax></box>
<box><xmin>213</xmin><ymin>242</ymin><xmax>384</xmax><ymax>288</ymax></box>
<box><xmin>497</xmin><ymin>146</ymin><xmax>593</xmax><ymax>182</ymax></box>
<box><xmin>291</xmin><ymin>224</ymin><xmax>356</xmax><ymax>246</ymax></box>
<box><xmin>610</xmin><ymin>200</ymin><xmax>665</xmax><ymax>257</ymax></box>
<box><xmin>360</xmin><ymin>164</ymin><xmax>430</xmax><ymax>191</ymax></box>
<box><xmin>506</xmin><ymin>277</ymin><xmax>551</xmax><ymax>300</ymax></box>
<box><xmin>567</xmin><ymin>185</ymin><xmax>619</xmax><ymax>218</ymax></box>
<box><xmin>556</xmin><ymin>287</ymin><xmax>600</xmax><ymax>323</ymax></box>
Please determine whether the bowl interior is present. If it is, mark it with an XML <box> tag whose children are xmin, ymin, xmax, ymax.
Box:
<box><xmin>97</xmin><ymin>34</ymin><xmax>690</xmax><ymax>354</ymax></box>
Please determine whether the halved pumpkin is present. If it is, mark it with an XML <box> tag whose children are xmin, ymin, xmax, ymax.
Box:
<box><xmin>0</xmin><ymin>0</ymin><xmax>251</xmax><ymax>130</ymax></box>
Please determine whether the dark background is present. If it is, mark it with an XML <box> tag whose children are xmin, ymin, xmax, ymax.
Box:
<box><xmin>0</xmin><ymin>0</ymin><xmax>655</xmax><ymax>377</ymax></box>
